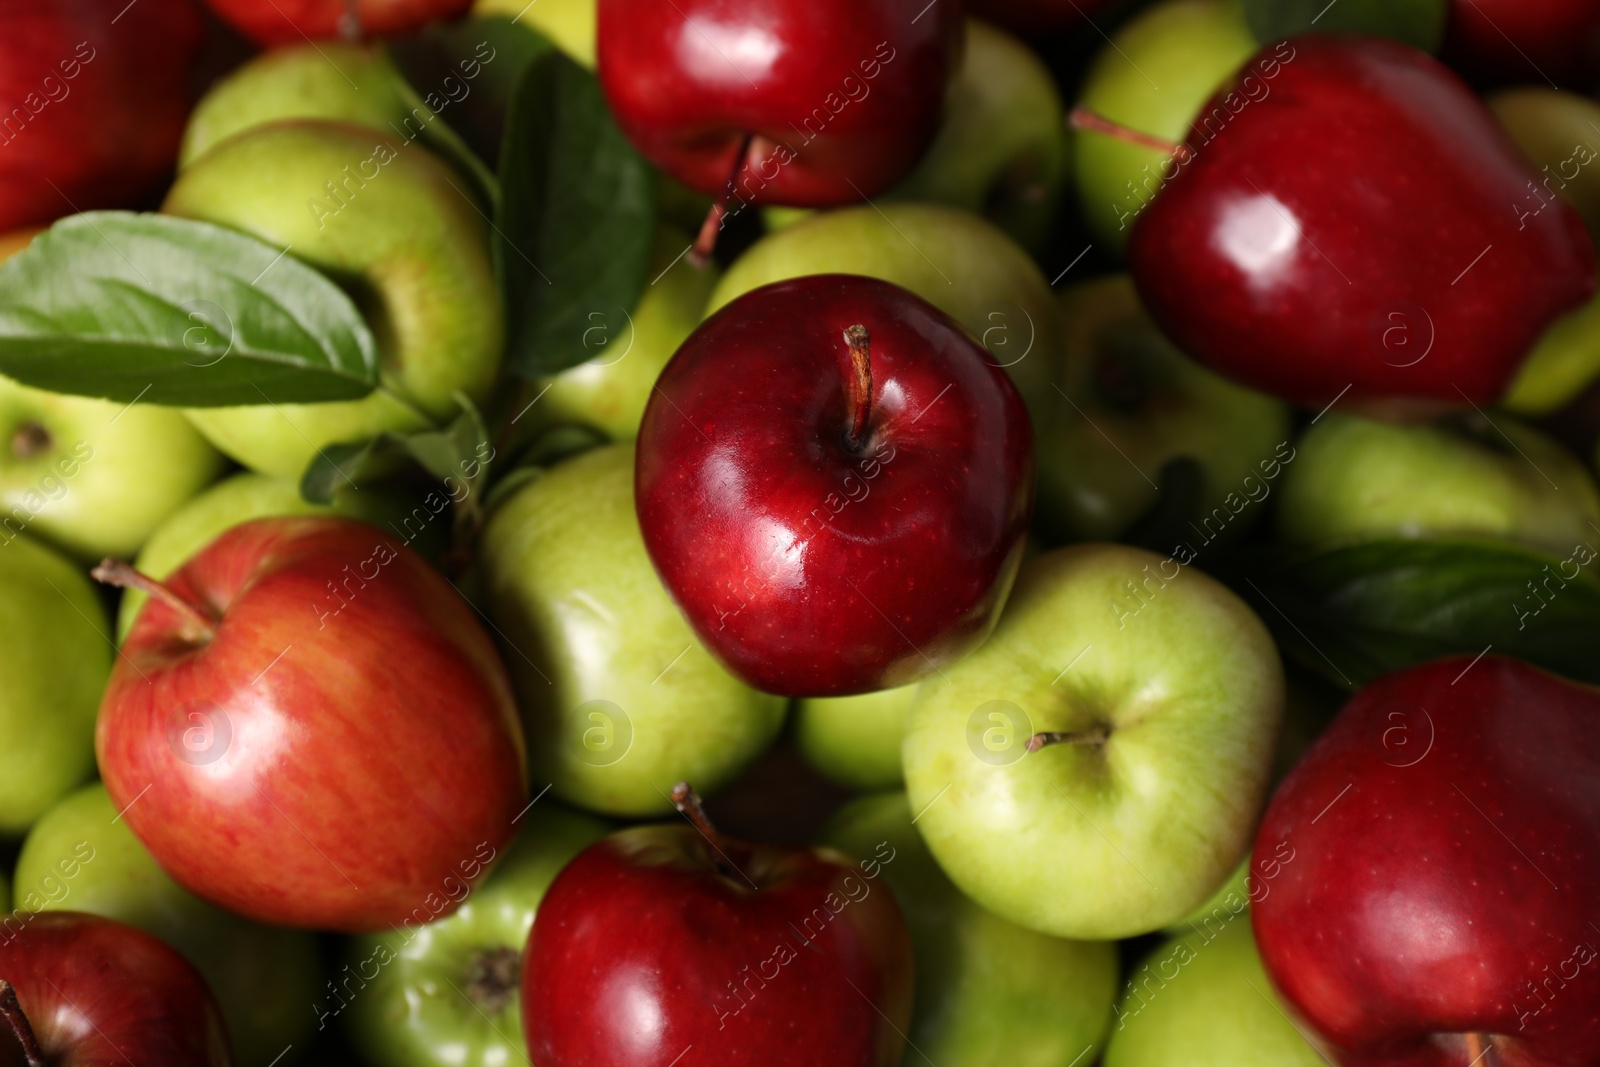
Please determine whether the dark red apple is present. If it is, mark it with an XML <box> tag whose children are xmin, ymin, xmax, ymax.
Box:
<box><xmin>0</xmin><ymin>0</ymin><xmax>203</xmax><ymax>232</ymax></box>
<box><xmin>1127</xmin><ymin>34</ymin><xmax>1596</xmax><ymax>409</ymax></box>
<box><xmin>1252</xmin><ymin>655</ymin><xmax>1600</xmax><ymax>1065</ymax></box>
<box><xmin>595</xmin><ymin>0</ymin><xmax>961</xmax><ymax>210</ymax></box>
<box><xmin>95</xmin><ymin>516</ymin><xmax>527</xmax><ymax>933</ymax></box>
<box><xmin>1445</xmin><ymin>0</ymin><xmax>1600</xmax><ymax>87</ymax></box>
<box><xmin>200</xmin><ymin>0</ymin><xmax>472</xmax><ymax>45</ymax></box>
<box><xmin>968</xmin><ymin>0</ymin><xmax>1121</xmax><ymax>38</ymax></box>
<box><xmin>0</xmin><ymin>912</ymin><xmax>230</xmax><ymax>1067</ymax></box>
<box><xmin>522</xmin><ymin>785</ymin><xmax>913</xmax><ymax>1067</ymax></box>
<box><xmin>635</xmin><ymin>274</ymin><xmax>1034</xmax><ymax>698</ymax></box>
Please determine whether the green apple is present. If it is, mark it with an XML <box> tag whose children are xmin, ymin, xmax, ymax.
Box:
<box><xmin>165</xmin><ymin>121</ymin><xmax>503</xmax><ymax>479</ymax></box>
<box><xmin>478</xmin><ymin>444</ymin><xmax>786</xmax><ymax>816</ymax></box>
<box><xmin>1275</xmin><ymin>411</ymin><xmax>1600</xmax><ymax>556</ymax></box>
<box><xmin>523</xmin><ymin>224</ymin><xmax>719</xmax><ymax>442</ymax></box>
<box><xmin>1073</xmin><ymin>0</ymin><xmax>1256</xmax><ymax>255</ymax></box>
<box><xmin>709</xmin><ymin>202</ymin><xmax>1061</xmax><ymax>427</ymax></box>
<box><xmin>822</xmin><ymin>792</ymin><xmax>1118</xmax><ymax>1066</ymax></box>
<box><xmin>475</xmin><ymin>0</ymin><xmax>595</xmax><ymax>66</ymax></box>
<box><xmin>903</xmin><ymin>542</ymin><xmax>1284</xmax><ymax>940</ymax></box>
<box><xmin>1037</xmin><ymin>274</ymin><xmax>1289</xmax><ymax>544</ymax></box>
<box><xmin>794</xmin><ymin>684</ymin><xmax>918</xmax><ymax>792</ymax></box>
<box><xmin>1504</xmin><ymin>292</ymin><xmax>1600</xmax><ymax>416</ymax></box>
<box><xmin>0</xmin><ymin>376</ymin><xmax>225</xmax><ymax>561</ymax></box>
<box><xmin>1104</xmin><ymin>921</ymin><xmax>1323</xmax><ymax>1066</ymax></box>
<box><xmin>181</xmin><ymin>44</ymin><xmax>418</xmax><ymax>167</ymax></box>
<box><xmin>0</xmin><ymin>534</ymin><xmax>108</xmax><ymax>836</ymax></box>
<box><xmin>13</xmin><ymin>783</ymin><xmax>322</xmax><ymax>1067</ymax></box>
<box><xmin>115</xmin><ymin>471</ymin><xmax>442</xmax><ymax>639</ymax></box>
<box><xmin>887</xmin><ymin>18</ymin><xmax>1066</xmax><ymax>252</ymax></box>
<box><xmin>345</xmin><ymin>802</ymin><xmax>609</xmax><ymax>1067</ymax></box>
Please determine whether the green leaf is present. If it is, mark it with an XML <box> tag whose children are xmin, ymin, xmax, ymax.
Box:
<box><xmin>300</xmin><ymin>399</ymin><xmax>495</xmax><ymax>506</ymax></box>
<box><xmin>0</xmin><ymin>212</ymin><xmax>379</xmax><ymax>406</ymax></box>
<box><xmin>1241</xmin><ymin>0</ymin><xmax>1448</xmax><ymax>52</ymax></box>
<box><xmin>496</xmin><ymin>48</ymin><xmax>654</xmax><ymax>377</ymax></box>
<box><xmin>1226</xmin><ymin>538</ymin><xmax>1600</xmax><ymax>690</ymax></box>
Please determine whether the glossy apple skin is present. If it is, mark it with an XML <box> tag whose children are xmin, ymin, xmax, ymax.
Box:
<box><xmin>522</xmin><ymin>824</ymin><xmax>914</xmax><ymax>1066</ymax></box>
<box><xmin>0</xmin><ymin>912</ymin><xmax>231</xmax><ymax>1067</ymax></box>
<box><xmin>595</xmin><ymin>0</ymin><xmax>960</xmax><ymax>206</ymax></box>
<box><xmin>1129</xmin><ymin>35</ymin><xmax>1596</xmax><ymax>408</ymax></box>
<box><xmin>1445</xmin><ymin>0</ymin><xmax>1600</xmax><ymax>86</ymax></box>
<box><xmin>1252</xmin><ymin>656</ymin><xmax>1600</xmax><ymax>1065</ymax></box>
<box><xmin>0</xmin><ymin>0</ymin><xmax>202</xmax><ymax>231</ymax></box>
<box><xmin>201</xmin><ymin>0</ymin><xmax>472</xmax><ymax>46</ymax></box>
<box><xmin>636</xmin><ymin>274</ymin><xmax>1035</xmax><ymax>697</ymax></box>
<box><xmin>97</xmin><ymin>516</ymin><xmax>528</xmax><ymax>932</ymax></box>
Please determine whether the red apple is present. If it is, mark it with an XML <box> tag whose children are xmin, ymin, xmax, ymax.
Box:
<box><xmin>95</xmin><ymin>516</ymin><xmax>527</xmax><ymax>933</ymax></box>
<box><xmin>522</xmin><ymin>785</ymin><xmax>914</xmax><ymax>1067</ymax></box>
<box><xmin>595</xmin><ymin>0</ymin><xmax>961</xmax><ymax>209</ymax></box>
<box><xmin>0</xmin><ymin>0</ymin><xmax>203</xmax><ymax>232</ymax></box>
<box><xmin>1127</xmin><ymin>35</ymin><xmax>1596</xmax><ymax>409</ymax></box>
<box><xmin>1251</xmin><ymin>655</ymin><xmax>1600</xmax><ymax>1065</ymax></box>
<box><xmin>199</xmin><ymin>0</ymin><xmax>472</xmax><ymax>46</ymax></box>
<box><xmin>1445</xmin><ymin>0</ymin><xmax>1600</xmax><ymax>87</ymax></box>
<box><xmin>968</xmin><ymin>0</ymin><xmax>1121</xmax><ymax>38</ymax></box>
<box><xmin>635</xmin><ymin>274</ymin><xmax>1034</xmax><ymax>698</ymax></box>
<box><xmin>0</xmin><ymin>912</ymin><xmax>230</xmax><ymax>1067</ymax></box>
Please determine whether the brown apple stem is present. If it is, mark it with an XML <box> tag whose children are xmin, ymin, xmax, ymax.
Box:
<box><xmin>9</xmin><ymin>422</ymin><xmax>50</xmax><ymax>461</ymax></box>
<box><xmin>671</xmin><ymin>781</ymin><xmax>741</xmax><ymax>879</ymax></box>
<box><xmin>1465</xmin><ymin>1033</ymin><xmax>1495</xmax><ymax>1065</ymax></box>
<box><xmin>843</xmin><ymin>324</ymin><xmax>873</xmax><ymax>451</ymax></box>
<box><xmin>1069</xmin><ymin>106</ymin><xmax>1194</xmax><ymax>164</ymax></box>
<box><xmin>0</xmin><ymin>981</ymin><xmax>46</xmax><ymax>1067</ymax></box>
<box><xmin>691</xmin><ymin>133</ymin><xmax>756</xmax><ymax>264</ymax></box>
<box><xmin>91</xmin><ymin>558</ymin><xmax>218</xmax><ymax>644</ymax></box>
<box><xmin>1026</xmin><ymin>724</ymin><xmax>1112</xmax><ymax>753</ymax></box>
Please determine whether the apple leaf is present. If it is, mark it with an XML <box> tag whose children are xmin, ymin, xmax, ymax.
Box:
<box><xmin>0</xmin><ymin>212</ymin><xmax>379</xmax><ymax>406</ymax></box>
<box><xmin>1227</xmin><ymin>538</ymin><xmax>1600</xmax><ymax>690</ymax></box>
<box><xmin>1241</xmin><ymin>0</ymin><xmax>1447</xmax><ymax>52</ymax></box>
<box><xmin>301</xmin><ymin>398</ymin><xmax>494</xmax><ymax>508</ymax></box>
<box><xmin>496</xmin><ymin>47</ymin><xmax>655</xmax><ymax>377</ymax></box>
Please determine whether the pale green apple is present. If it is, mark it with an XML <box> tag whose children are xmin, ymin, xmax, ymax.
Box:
<box><xmin>795</xmin><ymin>683</ymin><xmax>918</xmax><ymax>792</ymax></box>
<box><xmin>903</xmin><ymin>543</ymin><xmax>1284</xmax><ymax>939</ymax></box>
<box><xmin>1275</xmin><ymin>412</ymin><xmax>1600</xmax><ymax>556</ymax></box>
<box><xmin>1104</xmin><ymin>921</ymin><xmax>1323</xmax><ymax>1066</ymax></box>
<box><xmin>0</xmin><ymin>534</ymin><xmax>108</xmax><ymax>836</ymax></box>
<box><xmin>709</xmin><ymin>203</ymin><xmax>1061</xmax><ymax>427</ymax></box>
<box><xmin>116</xmin><ymin>472</ymin><xmax>441</xmax><ymax>639</ymax></box>
<box><xmin>1038</xmin><ymin>274</ymin><xmax>1289</xmax><ymax>544</ymax></box>
<box><xmin>822</xmin><ymin>793</ymin><xmax>1118</xmax><ymax>1067</ymax></box>
<box><xmin>14</xmin><ymin>784</ymin><xmax>322</xmax><ymax>1067</ymax></box>
<box><xmin>1073</xmin><ymin>0</ymin><xmax>1256</xmax><ymax>254</ymax></box>
<box><xmin>524</xmin><ymin>224</ymin><xmax>719</xmax><ymax>442</ymax></box>
<box><xmin>475</xmin><ymin>0</ymin><xmax>595</xmax><ymax>66</ymax></box>
<box><xmin>0</xmin><ymin>376</ymin><xmax>225</xmax><ymax>561</ymax></box>
<box><xmin>478</xmin><ymin>444</ymin><xmax>786</xmax><ymax>816</ymax></box>
<box><xmin>165</xmin><ymin>122</ymin><xmax>502</xmax><ymax>479</ymax></box>
<box><xmin>888</xmin><ymin>18</ymin><xmax>1066</xmax><ymax>251</ymax></box>
<box><xmin>346</xmin><ymin>802</ymin><xmax>609</xmax><ymax>1067</ymax></box>
<box><xmin>181</xmin><ymin>44</ymin><xmax>417</xmax><ymax>167</ymax></box>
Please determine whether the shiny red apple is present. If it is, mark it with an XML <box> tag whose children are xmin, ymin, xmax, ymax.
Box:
<box><xmin>0</xmin><ymin>0</ymin><xmax>203</xmax><ymax>232</ymax></box>
<box><xmin>1128</xmin><ymin>34</ymin><xmax>1596</xmax><ymax>409</ymax></box>
<box><xmin>1252</xmin><ymin>655</ymin><xmax>1600</xmax><ymax>1065</ymax></box>
<box><xmin>1445</xmin><ymin>0</ymin><xmax>1600</xmax><ymax>87</ymax></box>
<box><xmin>200</xmin><ymin>0</ymin><xmax>472</xmax><ymax>46</ymax></box>
<box><xmin>595</xmin><ymin>0</ymin><xmax>960</xmax><ymax>209</ymax></box>
<box><xmin>95</xmin><ymin>516</ymin><xmax>528</xmax><ymax>933</ymax></box>
<box><xmin>0</xmin><ymin>912</ymin><xmax>231</xmax><ymax>1067</ymax></box>
<box><xmin>635</xmin><ymin>274</ymin><xmax>1034</xmax><ymax>698</ymax></box>
<box><xmin>522</xmin><ymin>785</ymin><xmax>914</xmax><ymax>1067</ymax></box>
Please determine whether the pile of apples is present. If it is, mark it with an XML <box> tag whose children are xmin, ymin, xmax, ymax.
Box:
<box><xmin>1</xmin><ymin>0</ymin><xmax>1599</xmax><ymax>1065</ymax></box>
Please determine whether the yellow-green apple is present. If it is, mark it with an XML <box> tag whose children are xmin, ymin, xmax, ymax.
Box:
<box><xmin>903</xmin><ymin>543</ymin><xmax>1284</xmax><ymax>939</ymax></box>
<box><xmin>795</xmin><ymin>684</ymin><xmax>918</xmax><ymax>792</ymax></box>
<box><xmin>478</xmin><ymin>444</ymin><xmax>785</xmax><ymax>816</ymax></box>
<box><xmin>0</xmin><ymin>533</ymin><xmax>108</xmax><ymax>836</ymax></box>
<box><xmin>164</xmin><ymin>121</ymin><xmax>502</xmax><ymax>479</ymax></box>
<box><xmin>474</xmin><ymin>0</ymin><xmax>595</xmax><ymax>66</ymax></box>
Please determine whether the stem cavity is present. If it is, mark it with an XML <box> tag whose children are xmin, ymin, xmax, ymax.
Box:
<box><xmin>1026</xmin><ymin>724</ymin><xmax>1113</xmax><ymax>754</ymax></box>
<box><xmin>671</xmin><ymin>781</ymin><xmax>741</xmax><ymax>881</ymax></box>
<box><xmin>92</xmin><ymin>558</ymin><xmax>219</xmax><ymax>645</ymax></box>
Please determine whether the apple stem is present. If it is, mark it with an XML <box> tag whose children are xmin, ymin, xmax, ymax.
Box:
<box><xmin>9</xmin><ymin>422</ymin><xmax>50</xmax><ymax>461</ymax></box>
<box><xmin>1069</xmin><ymin>106</ymin><xmax>1194</xmax><ymax>164</ymax></box>
<box><xmin>691</xmin><ymin>133</ymin><xmax>756</xmax><ymax>264</ymax></box>
<box><xmin>843</xmin><ymin>324</ymin><xmax>873</xmax><ymax>451</ymax></box>
<box><xmin>0</xmin><ymin>981</ymin><xmax>46</xmax><ymax>1067</ymax></box>
<box><xmin>671</xmin><ymin>781</ymin><xmax>741</xmax><ymax>879</ymax></box>
<box><xmin>1465</xmin><ymin>1033</ymin><xmax>1495</xmax><ymax>1064</ymax></box>
<box><xmin>1026</xmin><ymin>724</ymin><xmax>1112</xmax><ymax>753</ymax></box>
<box><xmin>91</xmin><ymin>559</ymin><xmax>219</xmax><ymax>644</ymax></box>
